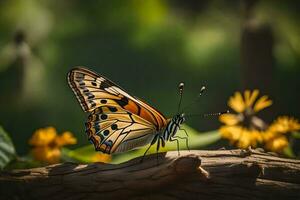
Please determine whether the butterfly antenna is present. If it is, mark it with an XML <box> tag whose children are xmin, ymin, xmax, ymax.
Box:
<box><xmin>181</xmin><ymin>86</ymin><xmax>206</xmax><ymax>112</ymax></box>
<box><xmin>203</xmin><ymin>110</ymin><xmax>229</xmax><ymax>117</ymax></box>
<box><xmin>186</xmin><ymin>110</ymin><xmax>229</xmax><ymax>118</ymax></box>
<box><xmin>177</xmin><ymin>82</ymin><xmax>184</xmax><ymax>114</ymax></box>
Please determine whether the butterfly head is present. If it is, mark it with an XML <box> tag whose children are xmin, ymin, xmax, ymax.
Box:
<box><xmin>173</xmin><ymin>113</ymin><xmax>186</xmax><ymax>124</ymax></box>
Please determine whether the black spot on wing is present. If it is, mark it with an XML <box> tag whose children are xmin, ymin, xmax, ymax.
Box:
<box><xmin>101</xmin><ymin>114</ymin><xmax>108</xmax><ymax>120</ymax></box>
<box><xmin>108</xmin><ymin>106</ymin><xmax>117</xmax><ymax>112</ymax></box>
<box><xmin>99</xmin><ymin>80</ymin><xmax>111</xmax><ymax>90</ymax></box>
<box><xmin>111</xmin><ymin>124</ymin><xmax>118</xmax><ymax>130</ymax></box>
<box><xmin>83</xmin><ymin>89</ymin><xmax>89</xmax><ymax>93</ymax></box>
<box><xmin>115</xmin><ymin>96</ymin><xmax>129</xmax><ymax>108</ymax></box>
<box><xmin>89</xmin><ymin>100</ymin><xmax>96</xmax><ymax>108</ymax></box>
<box><xmin>87</xmin><ymin>94</ymin><xmax>95</xmax><ymax>99</ymax></box>
<box><xmin>79</xmin><ymin>81</ymin><xmax>85</xmax><ymax>86</ymax></box>
<box><xmin>101</xmin><ymin>99</ymin><xmax>107</xmax><ymax>104</ymax></box>
<box><xmin>103</xmin><ymin>130</ymin><xmax>110</xmax><ymax>136</ymax></box>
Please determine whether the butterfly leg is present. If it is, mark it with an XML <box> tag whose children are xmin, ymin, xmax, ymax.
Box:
<box><xmin>180</xmin><ymin>128</ymin><xmax>189</xmax><ymax>138</ymax></box>
<box><xmin>169</xmin><ymin>136</ymin><xmax>180</xmax><ymax>156</ymax></box>
<box><xmin>173</xmin><ymin>135</ymin><xmax>190</xmax><ymax>151</ymax></box>
<box><xmin>156</xmin><ymin>137</ymin><xmax>160</xmax><ymax>165</ymax></box>
<box><xmin>179</xmin><ymin>128</ymin><xmax>190</xmax><ymax>151</ymax></box>
<box><xmin>155</xmin><ymin>136</ymin><xmax>166</xmax><ymax>165</ymax></box>
<box><xmin>140</xmin><ymin>134</ymin><xmax>159</xmax><ymax>163</ymax></box>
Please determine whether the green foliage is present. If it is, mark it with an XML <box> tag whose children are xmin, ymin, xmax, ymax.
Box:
<box><xmin>292</xmin><ymin>132</ymin><xmax>300</xmax><ymax>139</ymax></box>
<box><xmin>62</xmin><ymin>145</ymin><xmax>98</xmax><ymax>163</ymax></box>
<box><xmin>283</xmin><ymin>145</ymin><xmax>296</xmax><ymax>158</ymax></box>
<box><xmin>0</xmin><ymin>126</ymin><xmax>16</xmax><ymax>169</ymax></box>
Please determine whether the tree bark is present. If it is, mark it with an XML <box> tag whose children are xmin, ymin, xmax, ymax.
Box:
<box><xmin>1</xmin><ymin>149</ymin><xmax>300</xmax><ymax>200</ymax></box>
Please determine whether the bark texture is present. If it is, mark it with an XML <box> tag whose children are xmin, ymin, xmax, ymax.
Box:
<box><xmin>1</xmin><ymin>149</ymin><xmax>300</xmax><ymax>200</ymax></box>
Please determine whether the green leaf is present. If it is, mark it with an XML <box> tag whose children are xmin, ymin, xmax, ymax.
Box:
<box><xmin>283</xmin><ymin>145</ymin><xmax>295</xmax><ymax>158</ymax></box>
<box><xmin>4</xmin><ymin>156</ymin><xmax>42</xmax><ymax>170</ymax></box>
<box><xmin>62</xmin><ymin>145</ymin><xmax>109</xmax><ymax>163</ymax></box>
<box><xmin>0</xmin><ymin>126</ymin><xmax>17</xmax><ymax>169</ymax></box>
<box><xmin>291</xmin><ymin>131</ymin><xmax>300</xmax><ymax>139</ymax></box>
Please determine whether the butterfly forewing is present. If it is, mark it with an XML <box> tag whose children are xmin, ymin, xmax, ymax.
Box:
<box><xmin>68</xmin><ymin>67</ymin><xmax>171</xmax><ymax>154</ymax></box>
<box><xmin>68</xmin><ymin>67</ymin><xmax>167</xmax><ymax>130</ymax></box>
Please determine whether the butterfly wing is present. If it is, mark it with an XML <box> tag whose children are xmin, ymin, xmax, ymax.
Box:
<box><xmin>67</xmin><ymin>67</ymin><xmax>167</xmax><ymax>130</ymax></box>
<box><xmin>86</xmin><ymin>106</ymin><xmax>157</xmax><ymax>154</ymax></box>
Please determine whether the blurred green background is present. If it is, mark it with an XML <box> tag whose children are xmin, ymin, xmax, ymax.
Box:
<box><xmin>0</xmin><ymin>0</ymin><xmax>299</xmax><ymax>156</ymax></box>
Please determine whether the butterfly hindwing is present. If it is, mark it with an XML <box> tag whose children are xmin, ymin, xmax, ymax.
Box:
<box><xmin>86</xmin><ymin>106</ymin><xmax>157</xmax><ymax>154</ymax></box>
<box><xmin>68</xmin><ymin>67</ymin><xmax>168</xmax><ymax>130</ymax></box>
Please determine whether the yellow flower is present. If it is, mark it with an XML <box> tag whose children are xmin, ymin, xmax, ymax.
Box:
<box><xmin>55</xmin><ymin>131</ymin><xmax>77</xmax><ymax>147</ymax></box>
<box><xmin>220</xmin><ymin>90</ymin><xmax>300</xmax><ymax>154</ymax></box>
<box><xmin>262</xmin><ymin>116</ymin><xmax>300</xmax><ymax>153</ymax></box>
<box><xmin>221</xmin><ymin>90</ymin><xmax>272</xmax><ymax>129</ymax></box>
<box><xmin>268</xmin><ymin>116</ymin><xmax>300</xmax><ymax>134</ymax></box>
<box><xmin>219</xmin><ymin>90</ymin><xmax>271</xmax><ymax>150</ymax></box>
<box><xmin>220</xmin><ymin>126</ymin><xmax>263</xmax><ymax>149</ymax></box>
<box><xmin>227</xmin><ymin>89</ymin><xmax>272</xmax><ymax>114</ymax></box>
<box><xmin>29</xmin><ymin>127</ymin><xmax>57</xmax><ymax>146</ymax></box>
<box><xmin>91</xmin><ymin>153</ymin><xmax>112</xmax><ymax>163</ymax></box>
<box><xmin>31</xmin><ymin>146</ymin><xmax>61</xmax><ymax>164</ymax></box>
<box><xmin>29</xmin><ymin>126</ymin><xmax>77</xmax><ymax>164</ymax></box>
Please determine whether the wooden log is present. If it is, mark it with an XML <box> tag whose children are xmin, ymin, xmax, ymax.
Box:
<box><xmin>1</xmin><ymin>149</ymin><xmax>300</xmax><ymax>200</ymax></box>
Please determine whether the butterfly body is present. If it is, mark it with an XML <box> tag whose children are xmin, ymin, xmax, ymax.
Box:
<box><xmin>162</xmin><ymin>114</ymin><xmax>185</xmax><ymax>141</ymax></box>
<box><xmin>68</xmin><ymin>67</ymin><xmax>187</xmax><ymax>155</ymax></box>
<box><xmin>150</xmin><ymin>113</ymin><xmax>186</xmax><ymax>153</ymax></box>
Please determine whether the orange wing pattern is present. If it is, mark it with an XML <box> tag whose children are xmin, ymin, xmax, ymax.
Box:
<box><xmin>67</xmin><ymin>67</ymin><xmax>167</xmax><ymax>130</ymax></box>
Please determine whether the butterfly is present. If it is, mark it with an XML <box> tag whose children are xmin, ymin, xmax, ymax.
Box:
<box><xmin>67</xmin><ymin>67</ymin><xmax>188</xmax><ymax>156</ymax></box>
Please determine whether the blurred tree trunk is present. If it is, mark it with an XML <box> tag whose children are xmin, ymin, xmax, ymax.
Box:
<box><xmin>240</xmin><ymin>0</ymin><xmax>276</xmax><ymax>120</ymax></box>
<box><xmin>1</xmin><ymin>149</ymin><xmax>300</xmax><ymax>200</ymax></box>
<box><xmin>240</xmin><ymin>0</ymin><xmax>274</xmax><ymax>93</ymax></box>
<box><xmin>0</xmin><ymin>30</ymin><xmax>28</xmax><ymax>106</ymax></box>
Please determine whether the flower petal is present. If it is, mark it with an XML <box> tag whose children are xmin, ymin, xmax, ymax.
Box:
<box><xmin>219</xmin><ymin>126</ymin><xmax>243</xmax><ymax>142</ymax></box>
<box><xmin>237</xmin><ymin>129</ymin><xmax>252</xmax><ymax>149</ymax></box>
<box><xmin>244</xmin><ymin>90</ymin><xmax>250</xmax><ymax>106</ymax></box>
<box><xmin>245</xmin><ymin>89</ymin><xmax>259</xmax><ymax>107</ymax></box>
<box><xmin>253</xmin><ymin>95</ymin><xmax>272</xmax><ymax>112</ymax></box>
<box><xmin>219</xmin><ymin>114</ymin><xmax>241</xmax><ymax>126</ymax></box>
<box><xmin>220</xmin><ymin>125</ymin><xmax>264</xmax><ymax>149</ymax></box>
<box><xmin>55</xmin><ymin>131</ymin><xmax>77</xmax><ymax>147</ymax></box>
<box><xmin>228</xmin><ymin>92</ymin><xmax>246</xmax><ymax>113</ymax></box>
<box><xmin>265</xmin><ymin>136</ymin><xmax>288</xmax><ymax>153</ymax></box>
<box><xmin>268</xmin><ymin>116</ymin><xmax>300</xmax><ymax>134</ymax></box>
